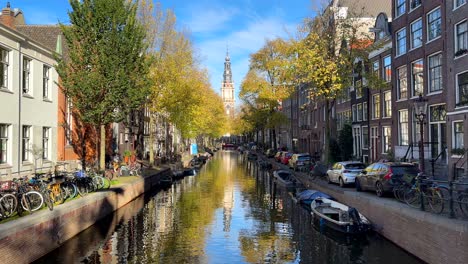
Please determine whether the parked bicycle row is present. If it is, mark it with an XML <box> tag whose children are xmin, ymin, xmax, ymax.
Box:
<box><xmin>245</xmin><ymin>147</ymin><xmax>468</xmax><ymax>220</ymax></box>
<box><xmin>0</xmin><ymin>168</ymin><xmax>117</xmax><ymax>221</ymax></box>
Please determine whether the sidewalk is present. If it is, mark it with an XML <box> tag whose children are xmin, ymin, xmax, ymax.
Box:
<box><xmin>0</xmin><ymin>165</ymin><xmax>172</xmax><ymax>263</ymax></box>
<box><xmin>265</xmin><ymin>156</ymin><xmax>468</xmax><ymax>264</ymax></box>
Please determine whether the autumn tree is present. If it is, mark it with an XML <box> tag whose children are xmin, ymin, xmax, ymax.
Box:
<box><xmin>57</xmin><ymin>0</ymin><xmax>150</xmax><ymax>170</ymax></box>
<box><xmin>240</xmin><ymin>38</ymin><xmax>293</xmax><ymax>150</ymax></box>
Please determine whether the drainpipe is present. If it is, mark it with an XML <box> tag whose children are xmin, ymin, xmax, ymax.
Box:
<box><xmin>17</xmin><ymin>46</ymin><xmax>21</xmax><ymax>176</ymax></box>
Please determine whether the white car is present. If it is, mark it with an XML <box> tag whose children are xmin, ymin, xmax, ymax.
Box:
<box><xmin>326</xmin><ymin>161</ymin><xmax>366</xmax><ymax>187</ymax></box>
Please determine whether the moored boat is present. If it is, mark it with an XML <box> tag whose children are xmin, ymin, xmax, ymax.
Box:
<box><xmin>273</xmin><ymin>170</ymin><xmax>297</xmax><ymax>188</ymax></box>
<box><xmin>310</xmin><ymin>197</ymin><xmax>371</xmax><ymax>234</ymax></box>
<box><xmin>296</xmin><ymin>189</ymin><xmax>334</xmax><ymax>206</ymax></box>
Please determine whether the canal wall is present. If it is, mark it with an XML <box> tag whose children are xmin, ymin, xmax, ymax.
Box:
<box><xmin>0</xmin><ymin>168</ymin><xmax>172</xmax><ymax>264</ymax></box>
<box><xmin>287</xmin><ymin>166</ymin><xmax>468</xmax><ymax>264</ymax></box>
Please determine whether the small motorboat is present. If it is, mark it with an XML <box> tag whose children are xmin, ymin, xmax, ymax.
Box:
<box><xmin>158</xmin><ymin>174</ymin><xmax>173</xmax><ymax>188</ymax></box>
<box><xmin>310</xmin><ymin>198</ymin><xmax>371</xmax><ymax>234</ymax></box>
<box><xmin>257</xmin><ymin>159</ymin><xmax>272</xmax><ymax>170</ymax></box>
<box><xmin>172</xmin><ymin>170</ymin><xmax>185</xmax><ymax>180</ymax></box>
<box><xmin>273</xmin><ymin>170</ymin><xmax>297</xmax><ymax>188</ymax></box>
<box><xmin>182</xmin><ymin>168</ymin><xmax>197</xmax><ymax>176</ymax></box>
<box><xmin>296</xmin><ymin>190</ymin><xmax>334</xmax><ymax>206</ymax></box>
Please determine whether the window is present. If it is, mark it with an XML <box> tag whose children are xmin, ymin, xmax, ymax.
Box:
<box><xmin>396</xmin><ymin>29</ymin><xmax>407</xmax><ymax>56</ymax></box>
<box><xmin>372</xmin><ymin>94</ymin><xmax>380</xmax><ymax>119</ymax></box>
<box><xmin>396</xmin><ymin>0</ymin><xmax>406</xmax><ymax>17</ymax></box>
<box><xmin>397</xmin><ymin>66</ymin><xmax>408</xmax><ymax>100</ymax></box>
<box><xmin>455</xmin><ymin>21</ymin><xmax>467</xmax><ymax>56</ymax></box>
<box><xmin>410</xmin><ymin>0</ymin><xmax>421</xmax><ymax>9</ymax></box>
<box><xmin>43</xmin><ymin>127</ymin><xmax>50</xmax><ymax>160</ymax></box>
<box><xmin>399</xmin><ymin>110</ymin><xmax>409</xmax><ymax>145</ymax></box>
<box><xmin>363</xmin><ymin>126</ymin><xmax>369</xmax><ymax>149</ymax></box>
<box><xmin>455</xmin><ymin>0</ymin><xmax>466</xmax><ymax>9</ymax></box>
<box><xmin>383</xmin><ymin>56</ymin><xmax>391</xmax><ymax>82</ymax></box>
<box><xmin>428</xmin><ymin>53</ymin><xmax>442</xmax><ymax>92</ymax></box>
<box><xmin>383</xmin><ymin>91</ymin><xmax>392</xmax><ymax>117</ymax></box>
<box><xmin>352</xmin><ymin>104</ymin><xmax>357</xmax><ymax>122</ymax></box>
<box><xmin>356</xmin><ymin>79</ymin><xmax>363</xmax><ymax>98</ymax></box>
<box><xmin>372</xmin><ymin>61</ymin><xmax>379</xmax><ymax>78</ymax></box>
<box><xmin>457</xmin><ymin>72</ymin><xmax>468</xmax><ymax>106</ymax></box>
<box><xmin>453</xmin><ymin>122</ymin><xmax>464</xmax><ymax>150</ymax></box>
<box><xmin>363</xmin><ymin>102</ymin><xmax>368</xmax><ymax>121</ymax></box>
<box><xmin>43</xmin><ymin>65</ymin><xmax>50</xmax><ymax>99</ymax></box>
<box><xmin>22</xmin><ymin>125</ymin><xmax>31</xmax><ymax>162</ymax></box>
<box><xmin>410</xmin><ymin>19</ymin><xmax>423</xmax><ymax>49</ymax></box>
<box><xmin>383</xmin><ymin>126</ymin><xmax>392</xmax><ymax>153</ymax></box>
<box><xmin>0</xmin><ymin>124</ymin><xmax>8</xmax><ymax>164</ymax></box>
<box><xmin>22</xmin><ymin>58</ymin><xmax>31</xmax><ymax>94</ymax></box>
<box><xmin>413</xmin><ymin>111</ymin><xmax>421</xmax><ymax>143</ymax></box>
<box><xmin>427</xmin><ymin>7</ymin><xmax>441</xmax><ymax>41</ymax></box>
<box><xmin>0</xmin><ymin>48</ymin><xmax>8</xmax><ymax>89</ymax></box>
<box><xmin>357</xmin><ymin>103</ymin><xmax>363</xmax><ymax>121</ymax></box>
<box><xmin>411</xmin><ymin>59</ymin><xmax>424</xmax><ymax>97</ymax></box>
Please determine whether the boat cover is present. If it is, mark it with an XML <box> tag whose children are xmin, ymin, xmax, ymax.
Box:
<box><xmin>296</xmin><ymin>190</ymin><xmax>333</xmax><ymax>203</ymax></box>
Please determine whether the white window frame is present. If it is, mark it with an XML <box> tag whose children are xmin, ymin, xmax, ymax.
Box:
<box><xmin>428</xmin><ymin>52</ymin><xmax>443</xmax><ymax>93</ymax></box>
<box><xmin>356</xmin><ymin>79</ymin><xmax>363</xmax><ymax>99</ymax></box>
<box><xmin>396</xmin><ymin>0</ymin><xmax>406</xmax><ymax>17</ymax></box>
<box><xmin>372</xmin><ymin>94</ymin><xmax>380</xmax><ymax>119</ymax></box>
<box><xmin>427</xmin><ymin>7</ymin><xmax>442</xmax><ymax>42</ymax></box>
<box><xmin>396</xmin><ymin>28</ymin><xmax>407</xmax><ymax>56</ymax></box>
<box><xmin>22</xmin><ymin>125</ymin><xmax>31</xmax><ymax>162</ymax></box>
<box><xmin>452</xmin><ymin>121</ymin><xmax>464</xmax><ymax>151</ymax></box>
<box><xmin>382</xmin><ymin>126</ymin><xmax>392</xmax><ymax>153</ymax></box>
<box><xmin>456</xmin><ymin>70</ymin><xmax>468</xmax><ymax>107</ymax></box>
<box><xmin>352</xmin><ymin>104</ymin><xmax>357</xmax><ymax>122</ymax></box>
<box><xmin>411</xmin><ymin>59</ymin><xmax>424</xmax><ymax>97</ymax></box>
<box><xmin>0</xmin><ymin>48</ymin><xmax>9</xmax><ymax>90</ymax></box>
<box><xmin>383</xmin><ymin>91</ymin><xmax>392</xmax><ymax>118</ymax></box>
<box><xmin>43</xmin><ymin>65</ymin><xmax>50</xmax><ymax>100</ymax></box>
<box><xmin>410</xmin><ymin>0</ymin><xmax>422</xmax><ymax>10</ymax></box>
<box><xmin>455</xmin><ymin>20</ymin><xmax>467</xmax><ymax>57</ymax></box>
<box><xmin>363</xmin><ymin>102</ymin><xmax>368</xmax><ymax>121</ymax></box>
<box><xmin>383</xmin><ymin>56</ymin><xmax>391</xmax><ymax>82</ymax></box>
<box><xmin>397</xmin><ymin>66</ymin><xmax>408</xmax><ymax>100</ymax></box>
<box><xmin>454</xmin><ymin>0</ymin><xmax>466</xmax><ymax>10</ymax></box>
<box><xmin>22</xmin><ymin>57</ymin><xmax>32</xmax><ymax>95</ymax></box>
<box><xmin>362</xmin><ymin>126</ymin><xmax>369</xmax><ymax>149</ymax></box>
<box><xmin>357</xmin><ymin>103</ymin><xmax>363</xmax><ymax>121</ymax></box>
<box><xmin>0</xmin><ymin>124</ymin><xmax>10</xmax><ymax>164</ymax></box>
<box><xmin>42</xmin><ymin>127</ymin><xmax>50</xmax><ymax>160</ymax></box>
<box><xmin>410</xmin><ymin>18</ymin><xmax>423</xmax><ymax>49</ymax></box>
<box><xmin>399</xmin><ymin>110</ymin><xmax>409</xmax><ymax>146</ymax></box>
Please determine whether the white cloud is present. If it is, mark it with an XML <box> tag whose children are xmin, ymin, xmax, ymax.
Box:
<box><xmin>185</xmin><ymin>7</ymin><xmax>239</xmax><ymax>34</ymax></box>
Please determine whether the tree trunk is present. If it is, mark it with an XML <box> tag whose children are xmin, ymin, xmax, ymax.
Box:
<box><xmin>100</xmin><ymin>124</ymin><xmax>106</xmax><ymax>170</ymax></box>
<box><xmin>149</xmin><ymin>114</ymin><xmax>155</xmax><ymax>167</ymax></box>
<box><xmin>273</xmin><ymin>128</ymin><xmax>277</xmax><ymax>150</ymax></box>
<box><xmin>324</xmin><ymin>99</ymin><xmax>330</xmax><ymax>164</ymax></box>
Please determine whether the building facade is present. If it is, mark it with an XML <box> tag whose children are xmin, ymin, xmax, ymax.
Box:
<box><xmin>0</xmin><ymin>6</ymin><xmax>59</xmax><ymax>179</ymax></box>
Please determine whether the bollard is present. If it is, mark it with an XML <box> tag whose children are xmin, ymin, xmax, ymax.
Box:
<box><xmin>419</xmin><ymin>177</ymin><xmax>425</xmax><ymax>211</ymax></box>
<box><xmin>449</xmin><ymin>181</ymin><xmax>455</xmax><ymax>219</ymax></box>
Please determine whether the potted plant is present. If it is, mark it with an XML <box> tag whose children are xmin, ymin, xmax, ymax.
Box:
<box><xmin>452</xmin><ymin>148</ymin><xmax>465</xmax><ymax>156</ymax></box>
<box><xmin>123</xmin><ymin>150</ymin><xmax>132</xmax><ymax>163</ymax></box>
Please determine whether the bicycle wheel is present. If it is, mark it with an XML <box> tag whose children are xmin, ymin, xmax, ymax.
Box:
<box><xmin>458</xmin><ymin>194</ymin><xmax>468</xmax><ymax>217</ymax></box>
<box><xmin>427</xmin><ymin>189</ymin><xmax>444</xmax><ymax>214</ymax></box>
<box><xmin>42</xmin><ymin>190</ymin><xmax>54</xmax><ymax>211</ymax></box>
<box><xmin>92</xmin><ymin>176</ymin><xmax>104</xmax><ymax>190</ymax></box>
<box><xmin>21</xmin><ymin>191</ymin><xmax>44</xmax><ymax>212</ymax></box>
<box><xmin>62</xmin><ymin>182</ymin><xmax>78</xmax><ymax>199</ymax></box>
<box><xmin>404</xmin><ymin>188</ymin><xmax>421</xmax><ymax>209</ymax></box>
<box><xmin>100</xmin><ymin>176</ymin><xmax>111</xmax><ymax>189</ymax></box>
<box><xmin>0</xmin><ymin>194</ymin><xmax>18</xmax><ymax>218</ymax></box>
<box><xmin>77</xmin><ymin>180</ymin><xmax>90</xmax><ymax>197</ymax></box>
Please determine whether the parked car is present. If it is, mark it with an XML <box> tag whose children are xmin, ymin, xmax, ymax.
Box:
<box><xmin>265</xmin><ymin>149</ymin><xmax>276</xmax><ymax>158</ymax></box>
<box><xmin>355</xmin><ymin>162</ymin><xmax>419</xmax><ymax>197</ymax></box>
<box><xmin>326</xmin><ymin>161</ymin><xmax>366</xmax><ymax>187</ymax></box>
<box><xmin>289</xmin><ymin>153</ymin><xmax>312</xmax><ymax>171</ymax></box>
<box><xmin>274</xmin><ymin>151</ymin><xmax>287</xmax><ymax>162</ymax></box>
<box><xmin>280</xmin><ymin>152</ymin><xmax>293</xmax><ymax>165</ymax></box>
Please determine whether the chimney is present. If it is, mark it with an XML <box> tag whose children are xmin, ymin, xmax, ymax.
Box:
<box><xmin>0</xmin><ymin>2</ymin><xmax>16</xmax><ymax>29</ymax></box>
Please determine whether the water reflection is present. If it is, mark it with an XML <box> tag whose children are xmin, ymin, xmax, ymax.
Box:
<box><xmin>37</xmin><ymin>151</ymin><xmax>422</xmax><ymax>264</ymax></box>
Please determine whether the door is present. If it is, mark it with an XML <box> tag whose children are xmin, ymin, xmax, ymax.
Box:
<box><xmin>429</xmin><ymin>105</ymin><xmax>446</xmax><ymax>159</ymax></box>
<box><xmin>360</xmin><ymin>164</ymin><xmax>374</xmax><ymax>188</ymax></box>
<box><xmin>370</xmin><ymin>127</ymin><xmax>379</xmax><ymax>162</ymax></box>
<box><xmin>368</xmin><ymin>163</ymin><xmax>382</xmax><ymax>189</ymax></box>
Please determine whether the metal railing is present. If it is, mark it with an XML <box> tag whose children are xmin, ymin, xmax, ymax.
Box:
<box><xmin>430</xmin><ymin>147</ymin><xmax>447</xmax><ymax>178</ymax></box>
<box><xmin>453</xmin><ymin>148</ymin><xmax>468</xmax><ymax>180</ymax></box>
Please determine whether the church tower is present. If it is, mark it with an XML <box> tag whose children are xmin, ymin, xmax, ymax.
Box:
<box><xmin>221</xmin><ymin>49</ymin><xmax>235</xmax><ymax>119</ymax></box>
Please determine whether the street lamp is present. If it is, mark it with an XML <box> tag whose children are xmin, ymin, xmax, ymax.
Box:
<box><xmin>413</xmin><ymin>94</ymin><xmax>428</xmax><ymax>173</ymax></box>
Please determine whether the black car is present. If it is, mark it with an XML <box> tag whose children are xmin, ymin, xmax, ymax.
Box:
<box><xmin>355</xmin><ymin>162</ymin><xmax>419</xmax><ymax>197</ymax></box>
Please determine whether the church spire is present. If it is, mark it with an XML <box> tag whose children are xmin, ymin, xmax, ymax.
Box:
<box><xmin>223</xmin><ymin>46</ymin><xmax>232</xmax><ymax>83</ymax></box>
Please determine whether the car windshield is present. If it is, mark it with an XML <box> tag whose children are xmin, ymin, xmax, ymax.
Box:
<box><xmin>298</xmin><ymin>156</ymin><xmax>310</xmax><ymax>160</ymax></box>
<box><xmin>391</xmin><ymin>166</ymin><xmax>419</xmax><ymax>175</ymax></box>
<box><xmin>345</xmin><ymin>163</ymin><xmax>365</xmax><ymax>169</ymax></box>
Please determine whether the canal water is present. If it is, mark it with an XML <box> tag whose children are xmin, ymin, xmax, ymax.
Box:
<box><xmin>36</xmin><ymin>151</ymin><xmax>423</xmax><ymax>264</ymax></box>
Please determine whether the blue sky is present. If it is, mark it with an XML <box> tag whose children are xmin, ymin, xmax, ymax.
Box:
<box><xmin>18</xmin><ymin>0</ymin><xmax>316</xmax><ymax>102</ymax></box>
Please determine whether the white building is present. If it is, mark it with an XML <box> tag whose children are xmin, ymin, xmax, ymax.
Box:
<box><xmin>0</xmin><ymin>8</ymin><xmax>59</xmax><ymax>179</ymax></box>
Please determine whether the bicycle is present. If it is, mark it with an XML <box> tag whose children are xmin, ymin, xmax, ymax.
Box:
<box><xmin>403</xmin><ymin>174</ymin><xmax>445</xmax><ymax>214</ymax></box>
